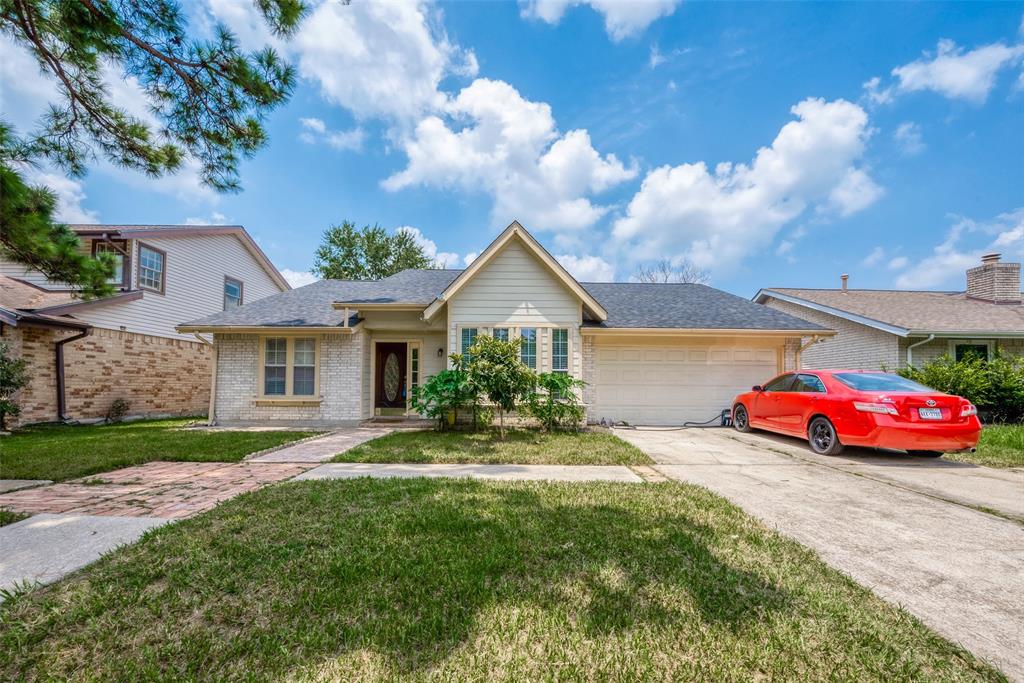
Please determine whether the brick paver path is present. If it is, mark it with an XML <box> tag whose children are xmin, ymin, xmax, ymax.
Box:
<box><xmin>0</xmin><ymin>462</ymin><xmax>310</xmax><ymax>519</ymax></box>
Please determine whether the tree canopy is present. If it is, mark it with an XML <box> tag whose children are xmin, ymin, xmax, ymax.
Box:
<box><xmin>0</xmin><ymin>0</ymin><xmax>305</xmax><ymax>296</ymax></box>
<box><xmin>313</xmin><ymin>221</ymin><xmax>435</xmax><ymax>280</ymax></box>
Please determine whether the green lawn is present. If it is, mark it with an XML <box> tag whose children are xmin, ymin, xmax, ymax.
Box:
<box><xmin>946</xmin><ymin>425</ymin><xmax>1024</xmax><ymax>469</ymax></box>
<box><xmin>0</xmin><ymin>478</ymin><xmax>998</xmax><ymax>681</ymax></box>
<box><xmin>0</xmin><ymin>508</ymin><xmax>28</xmax><ymax>527</ymax></box>
<box><xmin>0</xmin><ymin>419</ymin><xmax>318</xmax><ymax>482</ymax></box>
<box><xmin>332</xmin><ymin>428</ymin><xmax>652</xmax><ymax>465</ymax></box>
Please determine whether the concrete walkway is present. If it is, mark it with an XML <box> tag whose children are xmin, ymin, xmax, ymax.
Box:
<box><xmin>247</xmin><ymin>427</ymin><xmax>395</xmax><ymax>463</ymax></box>
<box><xmin>0</xmin><ymin>479</ymin><xmax>51</xmax><ymax>493</ymax></box>
<box><xmin>0</xmin><ymin>514</ymin><xmax>167</xmax><ymax>598</ymax></box>
<box><xmin>295</xmin><ymin>462</ymin><xmax>644</xmax><ymax>483</ymax></box>
<box><xmin>616</xmin><ymin>427</ymin><xmax>1024</xmax><ymax>681</ymax></box>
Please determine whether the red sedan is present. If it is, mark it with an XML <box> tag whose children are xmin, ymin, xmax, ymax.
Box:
<box><xmin>731</xmin><ymin>370</ymin><xmax>981</xmax><ymax>456</ymax></box>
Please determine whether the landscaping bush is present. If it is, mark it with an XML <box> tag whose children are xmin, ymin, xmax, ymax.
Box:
<box><xmin>464</xmin><ymin>335</ymin><xmax>536</xmax><ymax>439</ymax></box>
<box><xmin>527</xmin><ymin>371</ymin><xmax>586</xmax><ymax>431</ymax></box>
<box><xmin>899</xmin><ymin>353</ymin><xmax>1024</xmax><ymax>423</ymax></box>
<box><xmin>0</xmin><ymin>341</ymin><xmax>29</xmax><ymax>432</ymax></box>
<box><xmin>105</xmin><ymin>398</ymin><xmax>130</xmax><ymax>423</ymax></box>
<box><xmin>413</xmin><ymin>365</ymin><xmax>477</xmax><ymax>430</ymax></box>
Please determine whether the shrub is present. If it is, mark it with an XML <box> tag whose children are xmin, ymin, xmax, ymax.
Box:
<box><xmin>465</xmin><ymin>335</ymin><xmax>536</xmax><ymax>439</ymax></box>
<box><xmin>106</xmin><ymin>398</ymin><xmax>130</xmax><ymax>423</ymax></box>
<box><xmin>899</xmin><ymin>353</ymin><xmax>1024</xmax><ymax>423</ymax></box>
<box><xmin>527</xmin><ymin>371</ymin><xmax>586</xmax><ymax>431</ymax></box>
<box><xmin>0</xmin><ymin>340</ymin><xmax>30</xmax><ymax>431</ymax></box>
<box><xmin>412</xmin><ymin>366</ymin><xmax>477</xmax><ymax>430</ymax></box>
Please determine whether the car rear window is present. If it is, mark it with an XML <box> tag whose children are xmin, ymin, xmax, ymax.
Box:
<box><xmin>833</xmin><ymin>373</ymin><xmax>934</xmax><ymax>393</ymax></box>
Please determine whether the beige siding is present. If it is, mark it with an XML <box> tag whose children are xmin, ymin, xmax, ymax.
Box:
<box><xmin>446</xmin><ymin>239</ymin><xmax>583</xmax><ymax>377</ymax></box>
<box><xmin>77</xmin><ymin>234</ymin><xmax>284</xmax><ymax>341</ymax></box>
<box><xmin>900</xmin><ymin>336</ymin><xmax>1024</xmax><ymax>367</ymax></box>
<box><xmin>764</xmin><ymin>297</ymin><xmax>899</xmax><ymax>370</ymax></box>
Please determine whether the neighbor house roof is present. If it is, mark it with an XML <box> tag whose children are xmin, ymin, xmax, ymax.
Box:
<box><xmin>180</xmin><ymin>269</ymin><xmax>829</xmax><ymax>334</ymax></box>
<box><xmin>69</xmin><ymin>223</ymin><xmax>291</xmax><ymax>291</ymax></box>
<box><xmin>755</xmin><ymin>288</ymin><xmax>1024</xmax><ymax>337</ymax></box>
<box><xmin>0</xmin><ymin>276</ymin><xmax>78</xmax><ymax>310</ymax></box>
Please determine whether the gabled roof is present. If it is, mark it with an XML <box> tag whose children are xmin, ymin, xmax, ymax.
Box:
<box><xmin>755</xmin><ymin>287</ymin><xmax>1024</xmax><ymax>337</ymax></box>
<box><xmin>421</xmin><ymin>221</ymin><xmax>608</xmax><ymax>322</ymax></box>
<box><xmin>583</xmin><ymin>283</ymin><xmax>830</xmax><ymax>332</ymax></box>
<box><xmin>69</xmin><ymin>223</ymin><xmax>291</xmax><ymax>291</ymax></box>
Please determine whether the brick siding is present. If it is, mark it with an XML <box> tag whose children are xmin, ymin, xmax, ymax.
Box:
<box><xmin>3</xmin><ymin>325</ymin><xmax>211</xmax><ymax>429</ymax></box>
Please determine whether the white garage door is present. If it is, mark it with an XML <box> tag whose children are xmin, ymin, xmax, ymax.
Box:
<box><xmin>592</xmin><ymin>343</ymin><xmax>779</xmax><ymax>426</ymax></box>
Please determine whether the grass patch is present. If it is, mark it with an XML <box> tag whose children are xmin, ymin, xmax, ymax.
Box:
<box><xmin>0</xmin><ymin>478</ymin><xmax>1001</xmax><ymax>681</ymax></box>
<box><xmin>333</xmin><ymin>428</ymin><xmax>651</xmax><ymax>465</ymax></box>
<box><xmin>0</xmin><ymin>508</ymin><xmax>28</xmax><ymax>527</ymax></box>
<box><xmin>0</xmin><ymin>419</ymin><xmax>318</xmax><ymax>481</ymax></box>
<box><xmin>946</xmin><ymin>425</ymin><xmax>1024</xmax><ymax>469</ymax></box>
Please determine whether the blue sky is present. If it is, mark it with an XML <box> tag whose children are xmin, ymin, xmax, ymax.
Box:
<box><xmin>2</xmin><ymin>1</ymin><xmax>1022</xmax><ymax>298</ymax></box>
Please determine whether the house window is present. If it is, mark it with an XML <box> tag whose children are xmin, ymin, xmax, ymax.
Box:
<box><xmin>953</xmin><ymin>342</ymin><xmax>992</xmax><ymax>362</ymax></box>
<box><xmin>263</xmin><ymin>338</ymin><xmax>287</xmax><ymax>395</ymax></box>
<box><xmin>552</xmin><ymin>328</ymin><xmax>569</xmax><ymax>374</ymax></box>
<box><xmin>138</xmin><ymin>244</ymin><xmax>166</xmax><ymax>293</ymax></box>
<box><xmin>262</xmin><ymin>337</ymin><xmax>318</xmax><ymax>397</ymax></box>
<box><xmin>410</xmin><ymin>346</ymin><xmax>420</xmax><ymax>402</ymax></box>
<box><xmin>92</xmin><ymin>240</ymin><xmax>127</xmax><ymax>287</ymax></box>
<box><xmin>461</xmin><ymin>327</ymin><xmax>478</xmax><ymax>359</ymax></box>
<box><xmin>493</xmin><ymin>327</ymin><xmax>510</xmax><ymax>342</ymax></box>
<box><xmin>224</xmin><ymin>277</ymin><xmax>243</xmax><ymax>310</ymax></box>
<box><xmin>520</xmin><ymin>328</ymin><xmax>537</xmax><ymax>369</ymax></box>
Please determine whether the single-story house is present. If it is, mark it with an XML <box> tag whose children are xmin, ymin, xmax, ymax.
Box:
<box><xmin>755</xmin><ymin>253</ymin><xmax>1024</xmax><ymax>370</ymax></box>
<box><xmin>179</xmin><ymin>221</ymin><xmax>830</xmax><ymax>427</ymax></box>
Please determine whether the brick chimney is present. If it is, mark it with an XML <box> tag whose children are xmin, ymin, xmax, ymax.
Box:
<box><xmin>966</xmin><ymin>253</ymin><xmax>1021</xmax><ymax>304</ymax></box>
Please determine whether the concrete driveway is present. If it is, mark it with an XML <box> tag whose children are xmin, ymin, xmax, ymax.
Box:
<box><xmin>616</xmin><ymin>426</ymin><xmax>1024</xmax><ymax>681</ymax></box>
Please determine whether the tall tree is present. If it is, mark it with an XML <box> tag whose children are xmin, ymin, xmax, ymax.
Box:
<box><xmin>632</xmin><ymin>258</ymin><xmax>710</xmax><ymax>285</ymax></box>
<box><xmin>313</xmin><ymin>221</ymin><xmax>434</xmax><ymax>280</ymax></box>
<box><xmin>0</xmin><ymin>0</ymin><xmax>304</xmax><ymax>296</ymax></box>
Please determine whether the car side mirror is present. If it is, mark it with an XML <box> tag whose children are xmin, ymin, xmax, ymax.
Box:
<box><xmin>752</xmin><ymin>385</ymin><xmax>763</xmax><ymax>392</ymax></box>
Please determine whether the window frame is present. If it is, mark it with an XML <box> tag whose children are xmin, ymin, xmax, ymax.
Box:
<box><xmin>454</xmin><ymin>324</ymin><xmax>573</xmax><ymax>376</ymax></box>
<box><xmin>90</xmin><ymin>239</ymin><xmax>129</xmax><ymax>288</ymax></box>
<box><xmin>762</xmin><ymin>373</ymin><xmax>795</xmax><ymax>392</ymax></box>
<box><xmin>136</xmin><ymin>242</ymin><xmax>167</xmax><ymax>294</ymax></box>
<box><xmin>551</xmin><ymin>328</ymin><xmax>569</xmax><ymax>375</ymax></box>
<box><xmin>949</xmin><ymin>340</ymin><xmax>994</xmax><ymax>362</ymax></box>
<box><xmin>257</xmin><ymin>335</ymin><xmax>320</xmax><ymax>400</ymax></box>
<box><xmin>223</xmin><ymin>276</ymin><xmax>244</xmax><ymax>310</ymax></box>
<box><xmin>793</xmin><ymin>373</ymin><xmax>827</xmax><ymax>393</ymax></box>
<box><xmin>519</xmin><ymin>327</ymin><xmax>538</xmax><ymax>369</ymax></box>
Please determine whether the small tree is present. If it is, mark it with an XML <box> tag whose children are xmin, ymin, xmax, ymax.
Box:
<box><xmin>0</xmin><ymin>341</ymin><xmax>30</xmax><ymax>431</ymax></box>
<box><xmin>527</xmin><ymin>372</ymin><xmax>586</xmax><ymax>431</ymax></box>
<box><xmin>466</xmin><ymin>335</ymin><xmax>536</xmax><ymax>439</ymax></box>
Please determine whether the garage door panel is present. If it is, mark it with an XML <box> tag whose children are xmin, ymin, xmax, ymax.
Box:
<box><xmin>593</xmin><ymin>342</ymin><xmax>778</xmax><ymax>425</ymax></box>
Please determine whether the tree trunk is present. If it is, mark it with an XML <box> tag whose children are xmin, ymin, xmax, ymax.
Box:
<box><xmin>499</xmin><ymin>408</ymin><xmax>505</xmax><ymax>440</ymax></box>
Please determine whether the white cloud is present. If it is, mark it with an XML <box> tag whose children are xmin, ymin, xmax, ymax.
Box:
<box><xmin>862</xmin><ymin>76</ymin><xmax>894</xmax><ymax>105</ymax></box>
<box><xmin>887</xmin><ymin>256</ymin><xmax>909</xmax><ymax>270</ymax></box>
<box><xmin>184</xmin><ymin>212</ymin><xmax>229</xmax><ymax>225</ymax></box>
<box><xmin>862</xmin><ymin>246</ymin><xmax>886</xmax><ymax>267</ymax></box>
<box><xmin>520</xmin><ymin>0</ymin><xmax>680</xmax><ymax>41</ymax></box>
<box><xmin>23</xmin><ymin>170</ymin><xmax>100</xmax><ymax>223</ymax></box>
<box><xmin>384</xmin><ymin>78</ymin><xmax>637</xmax><ymax>233</ymax></box>
<box><xmin>649</xmin><ymin>44</ymin><xmax>666</xmax><ymax>68</ymax></box>
<box><xmin>395</xmin><ymin>226</ymin><xmax>463</xmax><ymax>268</ymax></box>
<box><xmin>893</xmin><ymin>208</ymin><xmax>1024</xmax><ymax>288</ymax></box>
<box><xmin>280</xmin><ymin>269</ymin><xmax>319</xmax><ymax>288</ymax></box>
<box><xmin>887</xmin><ymin>39</ymin><xmax>1024</xmax><ymax>104</ymax></box>
<box><xmin>612</xmin><ymin>98</ymin><xmax>880</xmax><ymax>273</ymax></box>
<box><xmin>894</xmin><ymin>121</ymin><xmax>925</xmax><ymax>155</ymax></box>
<box><xmin>298</xmin><ymin>117</ymin><xmax>365</xmax><ymax>151</ymax></box>
<box><xmin>463</xmin><ymin>252</ymin><xmax>479</xmax><ymax>266</ymax></box>
<box><xmin>556</xmin><ymin>253</ymin><xmax>615</xmax><ymax>281</ymax></box>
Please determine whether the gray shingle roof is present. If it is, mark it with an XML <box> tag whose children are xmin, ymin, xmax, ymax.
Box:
<box><xmin>581</xmin><ymin>282</ymin><xmax>828</xmax><ymax>330</ymax></box>
<box><xmin>180</xmin><ymin>269</ymin><xmax>826</xmax><ymax>331</ymax></box>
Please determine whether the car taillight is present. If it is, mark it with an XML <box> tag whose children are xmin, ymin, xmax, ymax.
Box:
<box><xmin>960</xmin><ymin>404</ymin><xmax>977</xmax><ymax>417</ymax></box>
<box><xmin>853</xmin><ymin>401</ymin><xmax>899</xmax><ymax>416</ymax></box>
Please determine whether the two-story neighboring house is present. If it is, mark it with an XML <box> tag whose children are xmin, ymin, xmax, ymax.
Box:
<box><xmin>0</xmin><ymin>224</ymin><xmax>290</xmax><ymax>428</ymax></box>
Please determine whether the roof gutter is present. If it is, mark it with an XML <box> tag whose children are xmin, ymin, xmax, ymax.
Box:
<box><xmin>56</xmin><ymin>327</ymin><xmax>92</xmax><ymax>422</ymax></box>
<box><xmin>905</xmin><ymin>334</ymin><xmax>935</xmax><ymax>369</ymax></box>
<box><xmin>754</xmin><ymin>289</ymin><xmax>910</xmax><ymax>337</ymax></box>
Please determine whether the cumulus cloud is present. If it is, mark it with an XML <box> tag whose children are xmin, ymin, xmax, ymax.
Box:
<box><xmin>887</xmin><ymin>256</ymin><xmax>909</xmax><ymax>270</ymax></box>
<box><xmin>520</xmin><ymin>0</ymin><xmax>680</xmax><ymax>41</ymax></box>
<box><xmin>556</xmin><ymin>254</ymin><xmax>616</xmax><ymax>281</ymax></box>
<box><xmin>298</xmin><ymin>117</ymin><xmax>365</xmax><ymax>151</ymax></box>
<box><xmin>893</xmin><ymin>208</ymin><xmax>1024</xmax><ymax>288</ymax></box>
<box><xmin>384</xmin><ymin>78</ymin><xmax>637</xmax><ymax>232</ymax></box>
<box><xmin>862</xmin><ymin>246</ymin><xmax>886</xmax><ymax>267</ymax></box>
<box><xmin>395</xmin><ymin>226</ymin><xmax>463</xmax><ymax>268</ymax></box>
<box><xmin>612</xmin><ymin>98</ymin><xmax>880</xmax><ymax>272</ymax></box>
<box><xmin>184</xmin><ymin>212</ymin><xmax>229</xmax><ymax>225</ymax></box>
<box><xmin>894</xmin><ymin>121</ymin><xmax>925</xmax><ymax>155</ymax></box>
<box><xmin>867</xmin><ymin>39</ymin><xmax>1024</xmax><ymax>105</ymax></box>
<box><xmin>23</xmin><ymin>170</ymin><xmax>100</xmax><ymax>223</ymax></box>
<box><xmin>280</xmin><ymin>269</ymin><xmax>319</xmax><ymax>288</ymax></box>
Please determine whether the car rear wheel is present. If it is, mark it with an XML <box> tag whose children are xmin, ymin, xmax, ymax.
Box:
<box><xmin>907</xmin><ymin>450</ymin><xmax>944</xmax><ymax>458</ymax></box>
<box><xmin>808</xmin><ymin>417</ymin><xmax>843</xmax><ymax>455</ymax></box>
<box><xmin>733</xmin><ymin>405</ymin><xmax>751</xmax><ymax>433</ymax></box>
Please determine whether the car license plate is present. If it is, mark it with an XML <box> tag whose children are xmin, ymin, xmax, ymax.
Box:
<box><xmin>918</xmin><ymin>408</ymin><xmax>943</xmax><ymax>420</ymax></box>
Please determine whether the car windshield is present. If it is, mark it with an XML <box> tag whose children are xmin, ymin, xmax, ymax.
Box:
<box><xmin>833</xmin><ymin>372</ymin><xmax>935</xmax><ymax>393</ymax></box>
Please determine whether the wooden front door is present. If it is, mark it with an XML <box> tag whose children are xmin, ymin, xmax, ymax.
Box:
<box><xmin>375</xmin><ymin>343</ymin><xmax>408</xmax><ymax>410</ymax></box>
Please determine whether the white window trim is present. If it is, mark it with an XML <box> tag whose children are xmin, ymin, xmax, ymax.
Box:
<box><xmin>948</xmin><ymin>339</ymin><xmax>995</xmax><ymax>361</ymax></box>
<box><xmin>257</xmin><ymin>335</ymin><xmax>321</xmax><ymax>401</ymax></box>
<box><xmin>452</xmin><ymin>323</ymin><xmax>573</xmax><ymax>376</ymax></box>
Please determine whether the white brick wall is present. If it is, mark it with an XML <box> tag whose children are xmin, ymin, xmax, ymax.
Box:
<box><xmin>764</xmin><ymin>298</ymin><xmax>899</xmax><ymax>370</ymax></box>
<box><xmin>582</xmin><ymin>334</ymin><xmax>596</xmax><ymax>421</ymax></box>
<box><xmin>213</xmin><ymin>331</ymin><xmax>364</xmax><ymax>426</ymax></box>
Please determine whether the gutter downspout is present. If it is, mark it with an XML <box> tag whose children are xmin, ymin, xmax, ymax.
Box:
<box><xmin>56</xmin><ymin>327</ymin><xmax>92</xmax><ymax>422</ymax></box>
<box><xmin>797</xmin><ymin>334</ymin><xmax>824</xmax><ymax>368</ymax></box>
<box><xmin>193</xmin><ymin>333</ymin><xmax>217</xmax><ymax>425</ymax></box>
<box><xmin>906</xmin><ymin>334</ymin><xmax>935</xmax><ymax>369</ymax></box>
